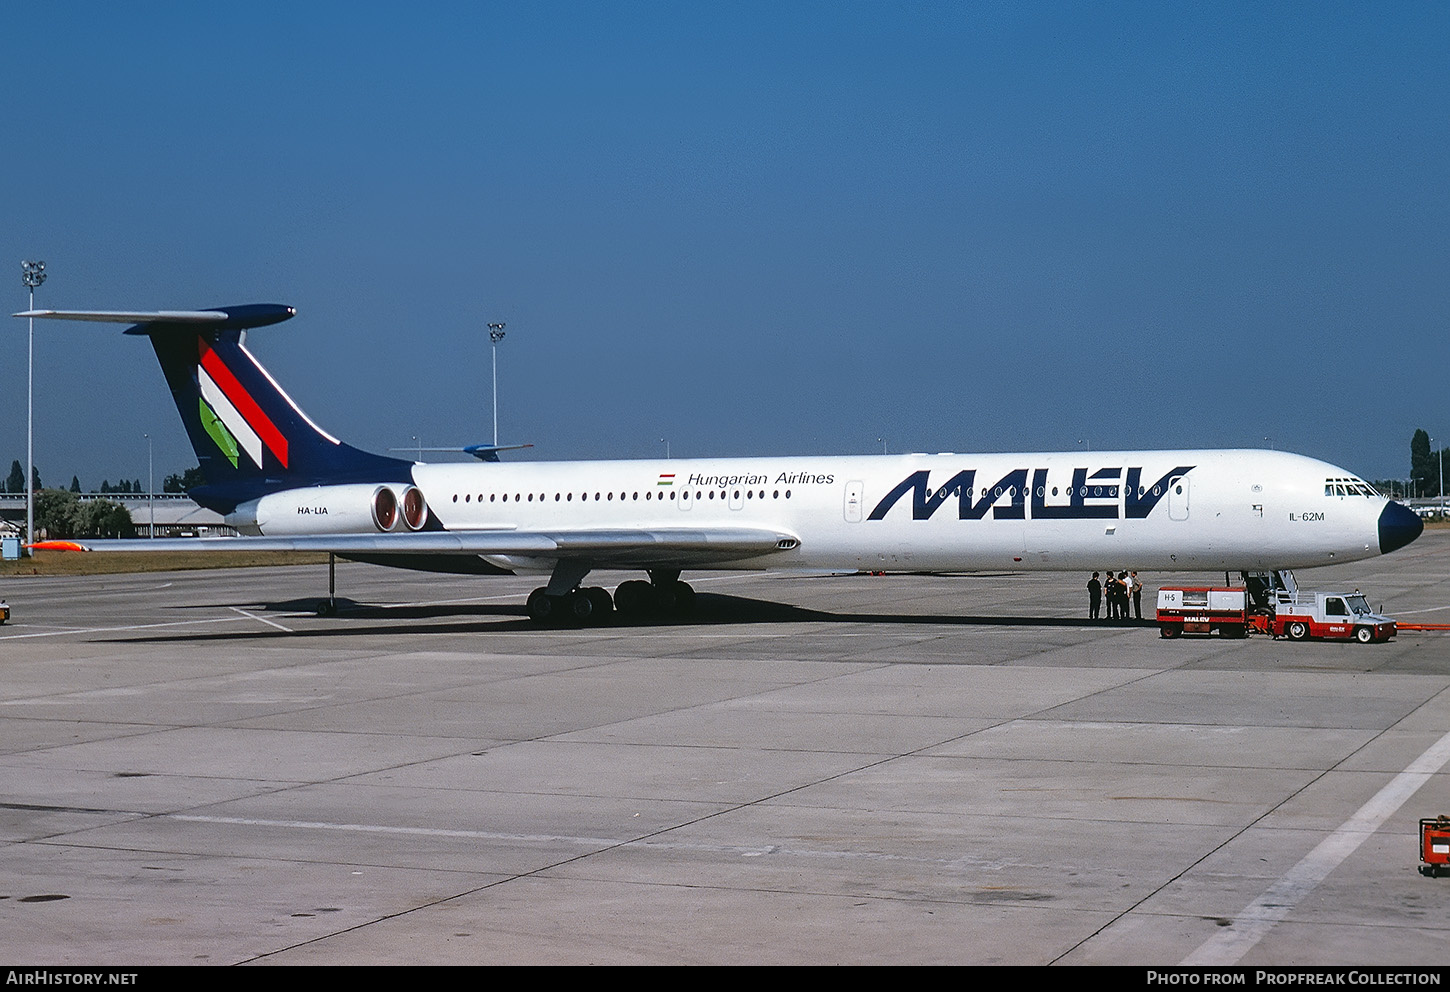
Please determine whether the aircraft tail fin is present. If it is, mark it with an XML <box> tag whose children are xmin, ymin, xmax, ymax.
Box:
<box><xmin>18</xmin><ymin>305</ymin><xmax>413</xmax><ymax>511</ymax></box>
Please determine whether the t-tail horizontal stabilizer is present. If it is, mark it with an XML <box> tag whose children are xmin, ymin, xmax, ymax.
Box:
<box><xmin>14</xmin><ymin>305</ymin><xmax>296</xmax><ymax>330</ymax></box>
<box><xmin>12</xmin><ymin>304</ymin><xmax>414</xmax><ymax>512</ymax></box>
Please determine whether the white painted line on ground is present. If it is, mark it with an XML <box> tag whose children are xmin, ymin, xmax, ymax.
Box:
<box><xmin>1182</xmin><ymin>726</ymin><xmax>1450</xmax><ymax>966</ymax></box>
<box><xmin>167</xmin><ymin>813</ymin><xmax>987</xmax><ymax>868</ymax></box>
<box><xmin>0</xmin><ymin>616</ymin><xmax>249</xmax><ymax>640</ymax></box>
<box><xmin>228</xmin><ymin>606</ymin><xmax>293</xmax><ymax>633</ymax></box>
<box><xmin>172</xmin><ymin>813</ymin><xmax>622</xmax><ymax>845</ymax></box>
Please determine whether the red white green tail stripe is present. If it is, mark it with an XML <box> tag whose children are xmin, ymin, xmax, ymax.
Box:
<box><xmin>196</xmin><ymin>337</ymin><xmax>289</xmax><ymax>469</ymax></box>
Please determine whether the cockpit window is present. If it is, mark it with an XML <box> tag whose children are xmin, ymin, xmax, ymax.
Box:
<box><xmin>1324</xmin><ymin>477</ymin><xmax>1379</xmax><ymax>497</ymax></box>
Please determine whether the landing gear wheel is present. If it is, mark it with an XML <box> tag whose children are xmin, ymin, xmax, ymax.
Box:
<box><xmin>613</xmin><ymin>578</ymin><xmax>695</xmax><ymax>619</ymax></box>
<box><xmin>1354</xmin><ymin>626</ymin><xmax>1374</xmax><ymax>644</ymax></box>
<box><xmin>586</xmin><ymin>587</ymin><xmax>614</xmax><ymax>618</ymax></box>
<box><xmin>1160</xmin><ymin>623</ymin><xmax>1181</xmax><ymax>639</ymax></box>
<box><xmin>527</xmin><ymin>587</ymin><xmax>558</xmax><ymax>624</ymax></box>
<box><xmin>614</xmin><ymin>580</ymin><xmax>653</xmax><ymax>617</ymax></box>
<box><xmin>672</xmin><ymin>581</ymin><xmax>696</xmax><ymax>615</ymax></box>
<box><xmin>565</xmin><ymin>590</ymin><xmax>595</xmax><ymax>624</ymax></box>
<box><xmin>1287</xmin><ymin>621</ymin><xmax>1309</xmax><ymax>641</ymax></box>
<box><xmin>316</xmin><ymin>600</ymin><xmax>337</xmax><ymax>617</ymax></box>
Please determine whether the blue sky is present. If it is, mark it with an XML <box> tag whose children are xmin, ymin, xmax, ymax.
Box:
<box><xmin>3</xmin><ymin>2</ymin><xmax>1447</xmax><ymax>488</ymax></box>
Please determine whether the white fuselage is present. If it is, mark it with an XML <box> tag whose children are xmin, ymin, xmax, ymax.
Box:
<box><xmin>403</xmin><ymin>448</ymin><xmax>1390</xmax><ymax>574</ymax></box>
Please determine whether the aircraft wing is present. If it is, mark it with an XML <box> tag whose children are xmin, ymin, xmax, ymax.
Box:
<box><xmin>40</xmin><ymin>527</ymin><xmax>798</xmax><ymax>568</ymax></box>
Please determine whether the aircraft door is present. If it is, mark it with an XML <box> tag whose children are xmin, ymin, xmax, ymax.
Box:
<box><xmin>844</xmin><ymin>480</ymin><xmax>864</xmax><ymax>522</ymax></box>
<box><xmin>678</xmin><ymin>485</ymin><xmax>692</xmax><ymax>510</ymax></box>
<box><xmin>1168</xmin><ymin>475</ymin><xmax>1190</xmax><ymax>520</ymax></box>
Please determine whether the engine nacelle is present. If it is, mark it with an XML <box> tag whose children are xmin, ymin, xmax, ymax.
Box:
<box><xmin>225</xmin><ymin>484</ymin><xmax>429</xmax><ymax>536</ymax></box>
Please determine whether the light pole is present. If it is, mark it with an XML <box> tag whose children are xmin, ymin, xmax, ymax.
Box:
<box><xmin>660</xmin><ymin>438</ymin><xmax>669</xmax><ymax>460</ymax></box>
<box><xmin>21</xmin><ymin>261</ymin><xmax>45</xmax><ymax>554</ymax></box>
<box><xmin>144</xmin><ymin>433</ymin><xmax>153</xmax><ymax>538</ymax></box>
<box><xmin>488</xmin><ymin>322</ymin><xmax>506</xmax><ymax>447</ymax></box>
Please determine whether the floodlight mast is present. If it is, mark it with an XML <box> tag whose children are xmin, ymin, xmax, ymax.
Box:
<box><xmin>144</xmin><ymin>433</ymin><xmax>153</xmax><ymax>538</ymax></box>
<box><xmin>21</xmin><ymin>261</ymin><xmax>45</xmax><ymax>555</ymax></box>
<box><xmin>488</xmin><ymin>321</ymin><xmax>506</xmax><ymax>448</ymax></box>
<box><xmin>1436</xmin><ymin>435</ymin><xmax>1446</xmax><ymax>520</ymax></box>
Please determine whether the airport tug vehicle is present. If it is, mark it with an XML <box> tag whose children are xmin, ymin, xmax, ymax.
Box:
<box><xmin>1269</xmin><ymin>589</ymin><xmax>1396</xmax><ymax>643</ymax></box>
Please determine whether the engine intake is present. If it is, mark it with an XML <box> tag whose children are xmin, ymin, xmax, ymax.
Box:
<box><xmin>400</xmin><ymin>485</ymin><xmax>428</xmax><ymax>530</ymax></box>
<box><xmin>373</xmin><ymin>486</ymin><xmax>399</xmax><ymax>531</ymax></box>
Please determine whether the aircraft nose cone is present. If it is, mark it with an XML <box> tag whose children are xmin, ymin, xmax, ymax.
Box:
<box><xmin>1378</xmin><ymin>500</ymin><xmax>1424</xmax><ymax>555</ymax></box>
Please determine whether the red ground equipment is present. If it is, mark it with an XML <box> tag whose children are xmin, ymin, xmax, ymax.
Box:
<box><xmin>1156</xmin><ymin>587</ymin><xmax>1250</xmax><ymax>639</ymax></box>
<box><xmin>1420</xmin><ymin>817</ymin><xmax>1450</xmax><ymax>877</ymax></box>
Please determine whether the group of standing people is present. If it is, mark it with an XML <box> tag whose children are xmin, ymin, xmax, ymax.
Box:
<box><xmin>1087</xmin><ymin>570</ymin><xmax>1142</xmax><ymax>620</ymax></box>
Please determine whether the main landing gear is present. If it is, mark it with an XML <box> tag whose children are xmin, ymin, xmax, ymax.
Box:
<box><xmin>526</xmin><ymin>569</ymin><xmax>697</xmax><ymax>626</ymax></box>
<box><xmin>526</xmin><ymin>585</ymin><xmax>613</xmax><ymax>624</ymax></box>
<box><xmin>316</xmin><ymin>553</ymin><xmax>339</xmax><ymax>617</ymax></box>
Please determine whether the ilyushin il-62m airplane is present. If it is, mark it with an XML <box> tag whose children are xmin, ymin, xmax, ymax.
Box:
<box><xmin>17</xmin><ymin>303</ymin><xmax>1424</xmax><ymax>624</ymax></box>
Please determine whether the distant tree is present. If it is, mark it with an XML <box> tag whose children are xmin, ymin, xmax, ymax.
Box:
<box><xmin>1412</xmin><ymin>430</ymin><xmax>1434</xmax><ymax>497</ymax></box>
<box><xmin>31</xmin><ymin>466</ymin><xmax>40</xmax><ymax>491</ymax></box>
<box><xmin>5</xmin><ymin>461</ymin><xmax>21</xmax><ymax>494</ymax></box>
<box><xmin>34</xmin><ymin>490</ymin><xmax>135</xmax><ymax>539</ymax></box>
<box><xmin>69</xmin><ymin>476</ymin><xmax>81</xmax><ymax>493</ymax></box>
<box><xmin>34</xmin><ymin>490</ymin><xmax>78</xmax><ymax>539</ymax></box>
<box><xmin>163</xmin><ymin>466</ymin><xmax>206</xmax><ymax>493</ymax></box>
<box><xmin>74</xmin><ymin>499</ymin><xmax>136</xmax><ymax>539</ymax></box>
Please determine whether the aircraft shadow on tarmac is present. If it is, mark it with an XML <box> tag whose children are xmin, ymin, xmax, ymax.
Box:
<box><xmin>108</xmin><ymin>592</ymin><xmax>1156</xmax><ymax>643</ymax></box>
